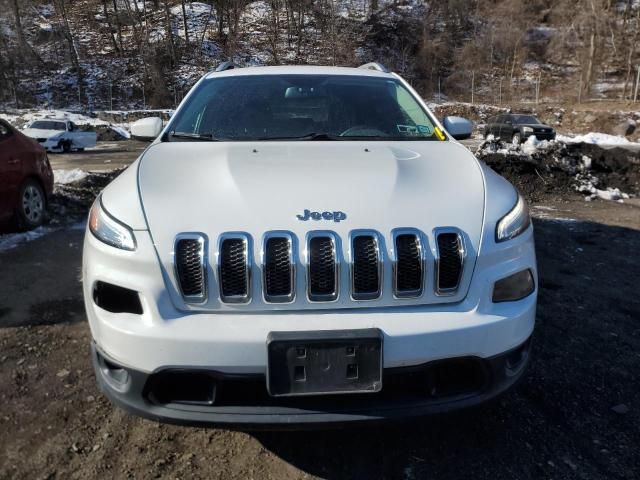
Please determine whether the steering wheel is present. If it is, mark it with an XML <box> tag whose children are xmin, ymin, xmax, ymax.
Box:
<box><xmin>339</xmin><ymin>126</ymin><xmax>388</xmax><ymax>137</ymax></box>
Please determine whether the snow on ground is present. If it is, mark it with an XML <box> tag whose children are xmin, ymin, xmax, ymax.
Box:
<box><xmin>557</xmin><ymin>132</ymin><xmax>636</xmax><ymax>145</ymax></box>
<box><xmin>53</xmin><ymin>169</ymin><xmax>88</xmax><ymax>184</ymax></box>
<box><xmin>0</xmin><ymin>226</ymin><xmax>55</xmax><ymax>253</ymax></box>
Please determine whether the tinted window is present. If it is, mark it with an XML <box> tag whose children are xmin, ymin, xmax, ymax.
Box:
<box><xmin>512</xmin><ymin>115</ymin><xmax>541</xmax><ymax>125</ymax></box>
<box><xmin>169</xmin><ymin>75</ymin><xmax>441</xmax><ymax>141</ymax></box>
<box><xmin>30</xmin><ymin>120</ymin><xmax>67</xmax><ymax>130</ymax></box>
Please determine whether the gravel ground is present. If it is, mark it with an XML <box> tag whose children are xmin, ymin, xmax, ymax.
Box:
<box><xmin>0</xmin><ymin>143</ymin><xmax>639</xmax><ymax>479</ymax></box>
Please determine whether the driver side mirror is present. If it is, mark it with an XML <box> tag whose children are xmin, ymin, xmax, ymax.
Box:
<box><xmin>131</xmin><ymin>117</ymin><xmax>163</xmax><ymax>141</ymax></box>
<box><xmin>442</xmin><ymin>116</ymin><xmax>473</xmax><ymax>140</ymax></box>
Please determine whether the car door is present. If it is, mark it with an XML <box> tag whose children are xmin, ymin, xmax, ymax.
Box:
<box><xmin>0</xmin><ymin>121</ymin><xmax>22</xmax><ymax>222</ymax></box>
<box><xmin>501</xmin><ymin>115</ymin><xmax>514</xmax><ymax>141</ymax></box>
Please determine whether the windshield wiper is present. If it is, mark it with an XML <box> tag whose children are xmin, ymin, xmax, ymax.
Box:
<box><xmin>168</xmin><ymin>131</ymin><xmax>220</xmax><ymax>141</ymax></box>
<box><xmin>257</xmin><ymin>132</ymin><xmax>343</xmax><ymax>141</ymax></box>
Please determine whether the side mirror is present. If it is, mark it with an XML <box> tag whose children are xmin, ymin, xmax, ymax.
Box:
<box><xmin>442</xmin><ymin>116</ymin><xmax>473</xmax><ymax>140</ymax></box>
<box><xmin>130</xmin><ymin>117</ymin><xmax>163</xmax><ymax>141</ymax></box>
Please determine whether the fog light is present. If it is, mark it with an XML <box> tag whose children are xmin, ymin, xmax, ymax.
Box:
<box><xmin>492</xmin><ymin>269</ymin><xmax>535</xmax><ymax>302</ymax></box>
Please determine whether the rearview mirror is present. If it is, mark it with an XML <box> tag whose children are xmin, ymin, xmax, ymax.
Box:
<box><xmin>442</xmin><ymin>116</ymin><xmax>473</xmax><ymax>140</ymax></box>
<box><xmin>130</xmin><ymin>117</ymin><xmax>163</xmax><ymax>141</ymax></box>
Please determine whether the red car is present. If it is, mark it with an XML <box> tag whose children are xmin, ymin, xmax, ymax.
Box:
<box><xmin>0</xmin><ymin>119</ymin><xmax>54</xmax><ymax>230</ymax></box>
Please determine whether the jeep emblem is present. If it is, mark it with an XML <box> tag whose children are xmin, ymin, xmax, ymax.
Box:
<box><xmin>296</xmin><ymin>209</ymin><xmax>347</xmax><ymax>223</ymax></box>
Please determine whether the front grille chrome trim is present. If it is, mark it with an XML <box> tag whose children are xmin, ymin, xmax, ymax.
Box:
<box><xmin>173</xmin><ymin>233</ymin><xmax>208</xmax><ymax>304</ymax></box>
<box><xmin>391</xmin><ymin>228</ymin><xmax>426</xmax><ymax>299</ymax></box>
<box><xmin>305</xmin><ymin>231</ymin><xmax>340</xmax><ymax>302</ymax></box>
<box><xmin>261</xmin><ymin>231</ymin><xmax>296</xmax><ymax>304</ymax></box>
<box><xmin>434</xmin><ymin>227</ymin><xmax>466</xmax><ymax>296</ymax></box>
<box><xmin>217</xmin><ymin>232</ymin><xmax>252</xmax><ymax>304</ymax></box>
<box><xmin>349</xmin><ymin>230</ymin><xmax>383</xmax><ymax>301</ymax></box>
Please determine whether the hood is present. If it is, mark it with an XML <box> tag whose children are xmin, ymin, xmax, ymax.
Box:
<box><xmin>138</xmin><ymin>141</ymin><xmax>486</xmax><ymax>311</ymax></box>
<box><xmin>520</xmin><ymin>123</ymin><xmax>553</xmax><ymax>130</ymax></box>
<box><xmin>22</xmin><ymin>128</ymin><xmax>64</xmax><ymax>139</ymax></box>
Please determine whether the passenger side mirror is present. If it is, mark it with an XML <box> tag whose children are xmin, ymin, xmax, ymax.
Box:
<box><xmin>442</xmin><ymin>116</ymin><xmax>473</xmax><ymax>140</ymax></box>
<box><xmin>131</xmin><ymin>117</ymin><xmax>163</xmax><ymax>141</ymax></box>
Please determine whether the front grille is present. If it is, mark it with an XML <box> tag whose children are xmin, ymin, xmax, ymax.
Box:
<box><xmin>219</xmin><ymin>235</ymin><xmax>250</xmax><ymax>302</ymax></box>
<box><xmin>263</xmin><ymin>234</ymin><xmax>295</xmax><ymax>303</ymax></box>
<box><xmin>307</xmin><ymin>234</ymin><xmax>338</xmax><ymax>301</ymax></box>
<box><xmin>351</xmin><ymin>234</ymin><xmax>381</xmax><ymax>300</ymax></box>
<box><xmin>173</xmin><ymin>228</ymin><xmax>469</xmax><ymax>307</ymax></box>
<box><xmin>393</xmin><ymin>231</ymin><xmax>424</xmax><ymax>297</ymax></box>
<box><xmin>174</xmin><ymin>235</ymin><xmax>206</xmax><ymax>301</ymax></box>
<box><xmin>436</xmin><ymin>231</ymin><xmax>464</xmax><ymax>294</ymax></box>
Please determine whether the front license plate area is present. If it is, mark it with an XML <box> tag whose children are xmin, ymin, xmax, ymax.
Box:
<box><xmin>267</xmin><ymin>329</ymin><xmax>383</xmax><ymax>397</ymax></box>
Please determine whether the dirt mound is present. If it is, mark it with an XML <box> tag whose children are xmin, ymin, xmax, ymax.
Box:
<box><xmin>48</xmin><ymin>169</ymin><xmax>124</xmax><ymax>226</ymax></box>
<box><xmin>476</xmin><ymin>139</ymin><xmax>640</xmax><ymax>203</ymax></box>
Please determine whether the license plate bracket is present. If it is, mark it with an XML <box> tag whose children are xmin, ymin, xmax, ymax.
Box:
<box><xmin>267</xmin><ymin>329</ymin><xmax>383</xmax><ymax>397</ymax></box>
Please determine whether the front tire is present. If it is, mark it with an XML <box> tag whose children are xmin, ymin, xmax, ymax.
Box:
<box><xmin>512</xmin><ymin>133</ymin><xmax>521</xmax><ymax>146</ymax></box>
<box><xmin>16</xmin><ymin>179</ymin><xmax>46</xmax><ymax>231</ymax></box>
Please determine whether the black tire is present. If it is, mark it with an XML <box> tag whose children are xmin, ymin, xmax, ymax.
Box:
<box><xmin>62</xmin><ymin>141</ymin><xmax>71</xmax><ymax>153</ymax></box>
<box><xmin>15</xmin><ymin>179</ymin><xmax>46</xmax><ymax>231</ymax></box>
<box><xmin>76</xmin><ymin>147</ymin><xmax>85</xmax><ymax>152</ymax></box>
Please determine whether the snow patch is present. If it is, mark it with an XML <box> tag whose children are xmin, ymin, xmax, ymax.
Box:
<box><xmin>557</xmin><ymin>132</ymin><xmax>636</xmax><ymax>146</ymax></box>
<box><xmin>54</xmin><ymin>169</ymin><xmax>88</xmax><ymax>184</ymax></box>
<box><xmin>0</xmin><ymin>227</ymin><xmax>55</xmax><ymax>253</ymax></box>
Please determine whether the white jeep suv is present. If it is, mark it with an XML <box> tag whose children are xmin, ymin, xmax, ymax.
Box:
<box><xmin>83</xmin><ymin>63</ymin><xmax>536</xmax><ymax>427</ymax></box>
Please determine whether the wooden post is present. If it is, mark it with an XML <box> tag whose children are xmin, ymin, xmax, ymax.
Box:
<box><xmin>471</xmin><ymin>71</ymin><xmax>474</xmax><ymax>104</ymax></box>
<box><xmin>578</xmin><ymin>75</ymin><xmax>582</xmax><ymax>104</ymax></box>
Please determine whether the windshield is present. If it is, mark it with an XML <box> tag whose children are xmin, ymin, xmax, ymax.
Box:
<box><xmin>30</xmin><ymin>120</ymin><xmax>66</xmax><ymax>131</ymax></box>
<box><xmin>513</xmin><ymin>115</ymin><xmax>541</xmax><ymax>125</ymax></box>
<box><xmin>167</xmin><ymin>75</ymin><xmax>442</xmax><ymax>141</ymax></box>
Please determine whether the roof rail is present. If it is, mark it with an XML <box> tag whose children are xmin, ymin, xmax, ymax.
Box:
<box><xmin>358</xmin><ymin>62</ymin><xmax>389</xmax><ymax>73</ymax></box>
<box><xmin>215</xmin><ymin>61</ymin><xmax>239</xmax><ymax>72</ymax></box>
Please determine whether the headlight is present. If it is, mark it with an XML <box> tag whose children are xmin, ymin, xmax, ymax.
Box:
<box><xmin>89</xmin><ymin>196</ymin><xmax>136</xmax><ymax>251</ymax></box>
<box><xmin>496</xmin><ymin>194</ymin><xmax>530</xmax><ymax>242</ymax></box>
<box><xmin>522</xmin><ymin>127</ymin><xmax>533</xmax><ymax>133</ymax></box>
<box><xmin>492</xmin><ymin>269</ymin><xmax>535</xmax><ymax>302</ymax></box>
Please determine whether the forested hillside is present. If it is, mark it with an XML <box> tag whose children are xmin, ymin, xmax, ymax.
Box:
<box><xmin>1</xmin><ymin>0</ymin><xmax>639</xmax><ymax>109</ymax></box>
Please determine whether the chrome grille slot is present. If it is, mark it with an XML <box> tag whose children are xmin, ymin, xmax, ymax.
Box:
<box><xmin>435</xmin><ymin>229</ymin><xmax>465</xmax><ymax>295</ymax></box>
<box><xmin>307</xmin><ymin>233</ymin><xmax>338</xmax><ymax>301</ymax></box>
<box><xmin>393</xmin><ymin>230</ymin><xmax>424</xmax><ymax>298</ymax></box>
<box><xmin>351</xmin><ymin>232</ymin><xmax>382</xmax><ymax>300</ymax></box>
<box><xmin>218</xmin><ymin>234</ymin><xmax>251</xmax><ymax>303</ymax></box>
<box><xmin>174</xmin><ymin>234</ymin><xmax>207</xmax><ymax>302</ymax></box>
<box><xmin>263</xmin><ymin>233</ymin><xmax>295</xmax><ymax>303</ymax></box>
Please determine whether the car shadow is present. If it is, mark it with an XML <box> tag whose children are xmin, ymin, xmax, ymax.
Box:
<box><xmin>251</xmin><ymin>217</ymin><xmax>640</xmax><ymax>479</ymax></box>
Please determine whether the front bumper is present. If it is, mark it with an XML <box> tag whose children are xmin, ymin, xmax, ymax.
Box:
<box><xmin>523</xmin><ymin>131</ymin><xmax>555</xmax><ymax>141</ymax></box>
<box><xmin>92</xmin><ymin>336</ymin><xmax>532</xmax><ymax>428</ymax></box>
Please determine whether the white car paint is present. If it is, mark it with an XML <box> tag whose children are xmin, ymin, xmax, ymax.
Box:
<box><xmin>83</xmin><ymin>66</ymin><xmax>537</xmax><ymax>421</ymax></box>
<box><xmin>23</xmin><ymin>119</ymin><xmax>97</xmax><ymax>152</ymax></box>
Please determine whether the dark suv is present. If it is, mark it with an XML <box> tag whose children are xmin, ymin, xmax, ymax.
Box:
<box><xmin>484</xmin><ymin>114</ymin><xmax>555</xmax><ymax>145</ymax></box>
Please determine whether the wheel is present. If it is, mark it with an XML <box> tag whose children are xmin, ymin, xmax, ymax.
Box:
<box><xmin>62</xmin><ymin>141</ymin><xmax>71</xmax><ymax>153</ymax></box>
<box><xmin>15</xmin><ymin>179</ymin><xmax>46</xmax><ymax>230</ymax></box>
<box><xmin>76</xmin><ymin>147</ymin><xmax>85</xmax><ymax>152</ymax></box>
<box><xmin>512</xmin><ymin>133</ymin><xmax>521</xmax><ymax>146</ymax></box>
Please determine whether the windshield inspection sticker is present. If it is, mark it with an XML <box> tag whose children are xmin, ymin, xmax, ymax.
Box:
<box><xmin>397</xmin><ymin>125</ymin><xmax>418</xmax><ymax>134</ymax></box>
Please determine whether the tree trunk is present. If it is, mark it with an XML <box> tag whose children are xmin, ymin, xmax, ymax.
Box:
<box><xmin>111</xmin><ymin>0</ymin><xmax>124</xmax><ymax>52</ymax></box>
<box><xmin>10</xmin><ymin>0</ymin><xmax>43</xmax><ymax>63</ymax></box>
<box><xmin>56</xmin><ymin>0</ymin><xmax>84</xmax><ymax>104</ymax></box>
<box><xmin>102</xmin><ymin>0</ymin><xmax>121</xmax><ymax>54</ymax></box>
<box><xmin>181</xmin><ymin>0</ymin><xmax>190</xmax><ymax>45</ymax></box>
<box><xmin>164</xmin><ymin>0</ymin><xmax>176</xmax><ymax>66</ymax></box>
